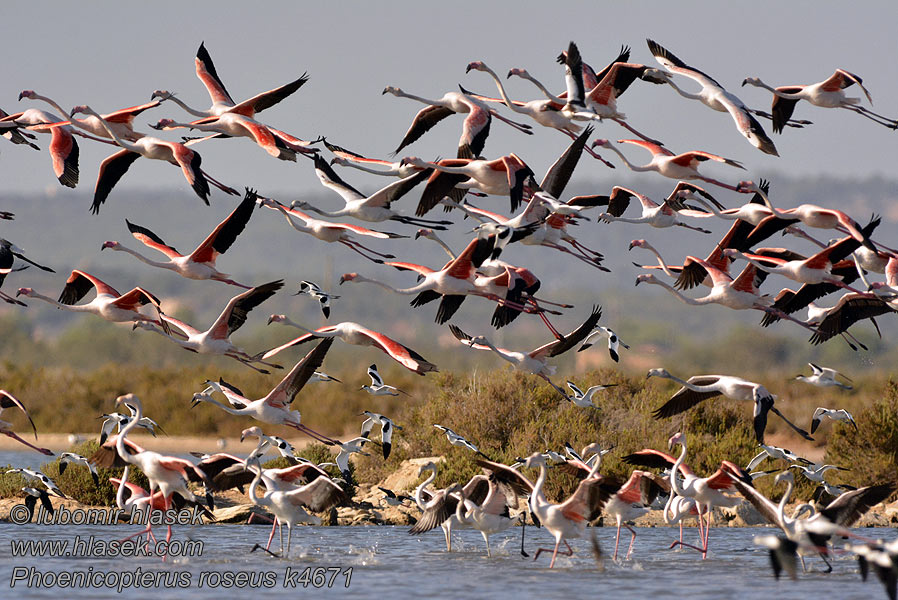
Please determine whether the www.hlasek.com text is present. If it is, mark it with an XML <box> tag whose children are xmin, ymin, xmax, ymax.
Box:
<box><xmin>10</xmin><ymin>535</ymin><xmax>204</xmax><ymax>559</ymax></box>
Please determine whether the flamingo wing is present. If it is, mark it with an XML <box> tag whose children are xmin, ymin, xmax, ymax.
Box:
<box><xmin>558</xmin><ymin>476</ymin><xmax>618</xmax><ymax>523</ymax></box>
<box><xmin>158</xmin><ymin>141</ymin><xmax>210</xmax><ymax>204</ymax></box>
<box><xmin>209</xmin><ymin>280</ymin><xmax>283</xmax><ymax>339</ymax></box>
<box><xmin>457</xmin><ymin>104</ymin><xmax>491</xmax><ymax>159</ymax></box>
<box><xmin>652</xmin><ymin>376</ymin><xmax>723</xmax><ymax>418</ymax></box>
<box><xmin>394</xmin><ymin>105</ymin><xmax>455</xmax><ymax>155</ymax></box>
<box><xmin>728</xmin><ymin>477</ymin><xmax>782</xmax><ymax>526</ymax></box>
<box><xmin>818</xmin><ymin>482</ymin><xmax>896</xmax><ymax>527</ymax></box>
<box><xmin>189</xmin><ymin>187</ymin><xmax>257</xmax><ymax>264</ymax></box>
<box><xmin>229</xmin><ymin>73</ymin><xmax>310</xmax><ymax>118</ymax></box>
<box><xmin>770</xmin><ymin>87</ymin><xmax>803</xmax><ymax>134</ymax></box>
<box><xmin>312</xmin><ymin>154</ymin><xmax>365</xmax><ymax>201</ymax></box>
<box><xmin>59</xmin><ymin>270</ymin><xmax>119</xmax><ymax>304</ymax></box>
<box><xmin>646</xmin><ymin>39</ymin><xmax>722</xmax><ymax>88</ymax></box>
<box><xmin>618</xmin><ymin>138</ymin><xmax>673</xmax><ymax>156</ymax></box>
<box><xmin>49</xmin><ymin>126</ymin><xmax>78</xmax><ymax>188</ymax></box>
<box><xmin>474</xmin><ymin>458</ymin><xmax>535</xmax><ymax>497</ymax></box>
<box><xmin>384</xmin><ymin>261</ymin><xmax>435</xmax><ymax>277</ymax></box>
<box><xmin>731</xmin><ymin>263</ymin><xmax>762</xmax><ymax>294</ymax></box>
<box><xmin>536</xmin><ymin>305</ymin><xmax>602</xmax><ymax>358</ymax></box>
<box><xmin>540</xmin><ymin>126</ymin><xmax>592</xmax><ymax>198</ymax></box>
<box><xmin>263</xmin><ymin>338</ymin><xmax>333</xmax><ymax>407</ymax></box>
<box><xmin>103</xmin><ymin>99</ymin><xmax>163</xmax><ymax>125</ymax></box>
<box><xmin>827</xmin><ymin>69</ymin><xmax>872</xmax><ymax>102</ymax></box>
<box><xmin>195</xmin><ymin>42</ymin><xmax>235</xmax><ymax>107</ymax></box>
<box><xmin>367</xmin><ymin>166</ymin><xmax>434</xmax><ymax>208</ymax></box>
<box><xmin>416</xmin><ymin>162</ymin><xmax>471</xmax><ymax>216</ymax></box>
<box><xmin>0</xmin><ymin>390</ymin><xmax>38</xmax><ymax>439</ymax></box>
<box><xmin>110</xmin><ymin>287</ymin><xmax>161</xmax><ymax>311</ymax></box>
<box><xmin>810</xmin><ymin>296</ymin><xmax>895</xmax><ymax>345</ymax></box>
<box><xmin>354</xmin><ymin>325</ymin><xmax>437</xmax><ymax>375</ymax></box>
<box><xmin>125</xmin><ymin>220</ymin><xmax>182</xmax><ymax>259</ymax></box>
<box><xmin>622</xmin><ymin>448</ymin><xmax>696</xmax><ymax>477</ymax></box>
<box><xmin>92</xmin><ymin>149</ymin><xmax>141</xmax><ymax>214</ymax></box>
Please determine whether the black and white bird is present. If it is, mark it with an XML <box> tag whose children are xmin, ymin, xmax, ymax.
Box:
<box><xmin>565</xmin><ymin>381</ymin><xmax>617</xmax><ymax>408</ymax></box>
<box><xmin>790</xmin><ymin>462</ymin><xmax>849</xmax><ymax>484</ymax></box>
<box><xmin>378</xmin><ymin>486</ymin><xmax>413</xmax><ymax>506</ymax></box>
<box><xmin>0</xmin><ymin>238</ymin><xmax>55</xmax><ymax>306</ymax></box>
<box><xmin>794</xmin><ymin>363</ymin><xmax>853</xmax><ymax>390</ymax></box>
<box><xmin>361</xmin><ymin>364</ymin><xmax>407</xmax><ymax>396</ymax></box>
<box><xmin>309</xmin><ymin>371</ymin><xmax>342</xmax><ymax>384</ymax></box>
<box><xmin>810</xmin><ymin>407</ymin><xmax>858</xmax><ymax>434</ymax></box>
<box><xmin>846</xmin><ymin>538</ymin><xmax>898</xmax><ymax>600</ymax></box>
<box><xmin>360</xmin><ymin>411</ymin><xmax>402</xmax><ymax>459</ymax></box>
<box><xmin>334</xmin><ymin>437</ymin><xmax>373</xmax><ymax>481</ymax></box>
<box><xmin>754</xmin><ymin>534</ymin><xmax>800</xmax><ymax>580</ymax></box>
<box><xmin>295</xmin><ymin>280</ymin><xmax>340</xmax><ymax>319</ymax></box>
<box><xmin>6</xmin><ymin>468</ymin><xmax>65</xmax><ymax>498</ymax></box>
<box><xmin>98</xmin><ymin>404</ymin><xmax>164</xmax><ymax>444</ymax></box>
<box><xmin>58</xmin><ymin>452</ymin><xmax>99</xmax><ymax>486</ymax></box>
<box><xmin>433</xmin><ymin>425</ymin><xmax>488</xmax><ymax>458</ymax></box>
<box><xmin>745</xmin><ymin>443</ymin><xmax>812</xmax><ymax>471</ymax></box>
<box><xmin>241</xmin><ymin>426</ymin><xmax>298</xmax><ymax>464</ymax></box>
<box><xmin>22</xmin><ymin>487</ymin><xmax>56</xmax><ymax>518</ymax></box>
<box><xmin>577</xmin><ymin>326</ymin><xmax>629</xmax><ymax>362</ymax></box>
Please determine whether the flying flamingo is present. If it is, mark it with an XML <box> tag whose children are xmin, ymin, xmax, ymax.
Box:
<box><xmin>292</xmin><ymin>155</ymin><xmax>453</xmax><ymax>228</ymax></box>
<box><xmin>150</xmin><ymin>114</ymin><xmax>317</xmax><ymax>161</ymax></box>
<box><xmin>594</xmin><ymin>139</ymin><xmax>747</xmax><ymax>192</ymax></box>
<box><xmin>646</xmin><ymin>368</ymin><xmax>814</xmax><ymax>442</ymax></box>
<box><xmin>806</xmin><ymin>293</ymin><xmax>895</xmax><ymax>347</ymax></box>
<box><xmin>447</xmin><ymin>305</ymin><xmax>603</xmax><ymax>397</ymax></box>
<box><xmin>0</xmin><ymin>107</ymin><xmax>40</xmax><ymax>150</ymax></box>
<box><xmin>449</xmin><ymin>476</ymin><xmax>523</xmax><ymax>558</ymax></box>
<box><xmin>475</xmin><ymin>453</ymin><xmax>618</xmax><ymax>568</ymax></box>
<box><xmin>400</xmin><ymin>154</ymin><xmax>536</xmax><ymax>216</ymax></box>
<box><xmin>152</xmin><ymin>42</ymin><xmax>309</xmax><ymax>119</ymax></box>
<box><xmin>257</xmin><ymin>197</ymin><xmax>405</xmax><ymax>263</ymax></box>
<box><xmin>92</xmin><ymin>394</ymin><xmax>213</xmax><ymax>558</ymax></box>
<box><xmin>17</xmin><ymin>270</ymin><xmax>167</xmax><ymax>332</ymax></box>
<box><xmin>69</xmin><ymin>105</ymin><xmax>238</xmax><ymax>214</ymax></box>
<box><xmin>100</xmin><ymin>188</ymin><xmax>257</xmax><ymax>288</ymax></box>
<box><xmin>131</xmin><ymin>280</ymin><xmax>284</xmax><ymax>373</ymax></box>
<box><xmin>0</xmin><ymin>108</ymin><xmax>80</xmax><ymax>187</ymax></box>
<box><xmin>0</xmin><ymin>391</ymin><xmax>52</xmax><ymax>455</ymax></box>
<box><xmin>645</xmin><ymin>39</ymin><xmax>779</xmax><ymax>155</ymax></box>
<box><xmin>189</xmin><ymin>339</ymin><xmax>339</xmax><ymax>445</ymax></box>
<box><xmin>382</xmin><ymin>85</ymin><xmax>532</xmax><ymax>158</ymax></box>
<box><xmin>19</xmin><ymin>89</ymin><xmax>159</xmax><ymax>141</ymax></box>
<box><xmin>624</xmin><ymin>432</ymin><xmax>751</xmax><ymax>558</ymax></box>
<box><xmin>262</xmin><ymin>317</ymin><xmax>438</xmax><ymax>375</ymax></box>
<box><xmin>742</xmin><ymin>69</ymin><xmax>898</xmax><ymax>131</ymax></box>
<box><xmin>592</xmin><ymin>183</ymin><xmax>721</xmax><ymax>233</ymax></box>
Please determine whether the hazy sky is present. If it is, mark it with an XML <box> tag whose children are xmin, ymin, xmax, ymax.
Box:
<box><xmin>2</xmin><ymin>1</ymin><xmax>897</xmax><ymax>199</ymax></box>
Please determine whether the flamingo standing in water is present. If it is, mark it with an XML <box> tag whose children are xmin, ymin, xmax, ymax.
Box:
<box><xmin>475</xmin><ymin>453</ymin><xmax>618</xmax><ymax>568</ymax></box>
<box><xmin>152</xmin><ymin>42</ymin><xmax>309</xmax><ymax>119</ymax></box>
<box><xmin>69</xmin><ymin>105</ymin><xmax>238</xmax><ymax>214</ymax></box>
<box><xmin>594</xmin><ymin>138</ymin><xmax>747</xmax><ymax>192</ymax></box>
<box><xmin>131</xmin><ymin>280</ymin><xmax>283</xmax><ymax>373</ymax></box>
<box><xmin>101</xmin><ymin>188</ymin><xmax>258</xmax><ymax>288</ymax></box>
<box><xmin>189</xmin><ymin>339</ymin><xmax>339</xmax><ymax>445</ymax></box>
<box><xmin>17</xmin><ymin>270</ymin><xmax>167</xmax><ymax>332</ymax></box>
<box><xmin>624</xmin><ymin>432</ymin><xmax>751</xmax><ymax>559</ymax></box>
<box><xmin>257</xmin><ymin>197</ymin><xmax>405</xmax><ymax>263</ymax></box>
<box><xmin>644</xmin><ymin>39</ymin><xmax>780</xmax><ymax>155</ymax></box>
<box><xmin>742</xmin><ymin>69</ymin><xmax>898</xmax><ymax>132</ymax></box>
<box><xmin>0</xmin><ymin>391</ymin><xmax>52</xmax><ymax>455</ymax></box>
<box><xmin>262</xmin><ymin>317</ymin><xmax>438</xmax><ymax>375</ymax></box>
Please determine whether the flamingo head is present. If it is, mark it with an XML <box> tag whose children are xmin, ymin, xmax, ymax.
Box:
<box><xmin>774</xmin><ymin>470</ymin><xmax>795</xmax><ymax>485</ymax></box>
<box><xmin>382</xmin><ymin>86</ymin><xmax>401</xmax><ymax>96</ymax></box>
<box><xmin>329</xmin><ymin>156</ymin><xmax>349</xmax><ymax>166</ymax></box>
<box><xmin>398</xmin><ymin>156</ymin><xmax>422</xmax><ymax>168</ymax></box>
<box><xmin>338</xmin><ymin>273</ymin><xmax>358</xmax><ymax>285</ymax></box>
<box><xmin>741</xmin><ymin>77</ymin><xmax>761</xmax><ymax>88</ymax></box>
<box><xmin>100</xmin><ymin>241</ymin><xmax>120</xmax><ymax>251</ymax></box>
<box><xmin>736</xmin><ymin>180</ymin><xmax>759</xmax><ymax>193</ymax></box>
<box><xmin>646</xmin><ymin>368</ymin><xmax>670</xmax><ymax>380</ymax></box>
<box><xmin>289</xmin><ymin>200</ymin><xmax>309</xmax><ymax>210</ymax></box>
<box><xmin>628</xmin><ymin>239</ymin><xmax>647</xmax><ymax>251</ymax></box>
<box><xmin>240</xmin><ymin>426</ymin><xmax>262</xmax><ymax>443</ymax></box>
<box><xmin>15</xmin><ymin>287</ymin><xmax>33</xmax><ymax>298</ymax></box>
<box><xmin>523</xmin><ymin>452</ymin><xmax>547</xmax><ymax>469</ymax></box>
<box><xmin>69</xmin><ymin>105</ymin><xmax>91</xmax><ymax>118</ymax></box>
<box><xmin>591</xmin><ymin>138</ymin><xmax>611</xmax><ymax>149</ymax></box>
<box><xmin>581</xmin><ymin>442</ymin><xmax>603</xmax><ymax>458</ymax></box>
<box><xmin>149</xmin><ymin>118</ymin><xmax>177</xmax><ymax>131</ymax></box>
<box><xmin>267</xmin><ymin>314</ymin><xmax>286</xmax><ymax>325</ymax></box>
<box><xmin>641</xmin><ymin>68</ymin><xmax>671</xmax><ymax>84</ymax></box>
<box><xmin>414</xmin><ymin>228</ymin><xmax>434</xmax><ymax>240</ymax></box>
<box><xmin>417</xmin><ymin>461</ymin><xmax>437</xmax><ymax>477</ymax></box>
<box><xmin>18</xmin><ymin>90</ymin><xmax>36</xmax><ymax>101</ymax></box>
<box><xmin>668</xmin><ymin>432</ymin><xmax>685</xmax><ymax>450</ymax></box>
<box><xmin>150</xmin><ymin>90</ymin><xmax>174</xmax><ymax>101</ymax></box>
<box><xmin>465</xmin><ymin>61</ymin><xmax>485</xmax><ymax>73</ymax></box>
<box><xmin>634</xmin><ymin>274</ymin><xmax>658</xmax><ymax>287</ymax></box>
<box><xmin>506</xmin><ymin>68</ymin><xmax>528</xmax><ymax>79</ymax></box>
<box><xmin>721</xmin><ymin>248</ymin><xmax>742</xmax><ymax>259</ymax></box>
<box><xmin>114</xmin><ymin>393</ymin><xmax>139</xmax><ymax>409</ymax></box>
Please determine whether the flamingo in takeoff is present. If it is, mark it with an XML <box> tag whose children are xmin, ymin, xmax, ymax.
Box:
<box><xmin>594</xmin><ymin>139</ymin><xmax>747</xmax><ymax>192</ymax></box>
<box><xmin>101</xmin><ymin>188</ymin><xmax>258</xmax><ymax>288</ymax></box>
<box><xmin>152</xmin><ymin>42</ymin><xmax>309</xmax><ymax>119</ymax></box>
<box><xmin>190</xmin><ymin>339</ymin><xmax>340</xmax><ymax>445</ymax></box>
<box><xmin>257</xmin><ymin>197</ymin><xmax>405</xmax><ymax>263</ymax></box>
<box><xmin>742</xmin><ymin>69</ymin><xmax>898</xmax><ymax>132</ymax></box>
<box><xmin>69</xmin><ymin>105</ymin><xmax>238</xmax><ymax>214</ymax></box>
<box><xmin>0</xmin><ymin>391</ymin><xmax>52</xmax><ymax>455</ymax></box>
<box><xmin>17</xmin><ymin>270</ymin><xmax>167</xmax><ymax>331</ymax></box>
<box><xmin>262</xmin><ymin>317</ymin><xmax>438</xmax><ymax>375</ymax></box>
<box><xmin>131</xmin><ymin>280</ymin><xmax>284</xmax><ymax>373</ymax></box>
<box><xmin>382</xmin><ymin>85</ymin><xmax>532</xmax><ymax>158</ymax></box>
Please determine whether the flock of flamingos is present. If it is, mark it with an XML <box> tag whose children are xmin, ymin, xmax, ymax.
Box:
<box><xmin>2</xmin><ymin>37</ymin><xmax>898</xmax><ymax>595</ymax></box>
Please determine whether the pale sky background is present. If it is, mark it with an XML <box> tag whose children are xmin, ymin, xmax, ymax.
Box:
<box><xmin>2</xmin><ymin>1</ymin><xmax>897</xmax><ymax>197</ymax></box>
